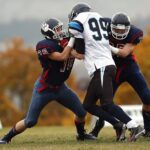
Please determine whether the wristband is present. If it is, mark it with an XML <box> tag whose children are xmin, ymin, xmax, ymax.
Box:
<box><xmin>67</xmin><ymin>37</ymin><xmax>75</xmax><ymax>48</ymax></box>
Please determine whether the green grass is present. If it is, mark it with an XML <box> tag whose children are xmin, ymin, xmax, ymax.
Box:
<box><xmin>0</xmin><ymin>126</ymin><xmax>150</xmax><ymax>150</ymax></box>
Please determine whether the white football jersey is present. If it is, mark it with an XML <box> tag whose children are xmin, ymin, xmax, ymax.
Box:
<box><xmin>70</xmin><ymin>12</ymin><xmax>115</xmax><ymax>76</ymax></box>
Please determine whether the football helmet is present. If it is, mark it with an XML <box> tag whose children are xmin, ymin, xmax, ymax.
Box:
<box><xmin>68</xmin><ymin>3</ymin><xmax>91</xmax><ymax>21</ymax></box>
<box><xmin>111</xmin><ymin>12</ymin><xmax>131</xmax><ymax>40</ymax></box>
<box><xmin>41</xmin><ymin>18</ymin><xmax>68</xmax><ymax>40</ymax></box>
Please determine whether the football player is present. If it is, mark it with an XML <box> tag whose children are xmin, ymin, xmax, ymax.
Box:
<box><xmin>0</xmin><ymin>18</ymin><xmax>95</xmax><ymax>144</ymax></box>
<box><xmin>90</xmin><ymin>12</ymin><xmax>150</xmax><ymax>138</ymax></box>
<box><xmin>68</xmin><ymin>3</ymin><xmax>144</xmax><ymax>141</ymax></box>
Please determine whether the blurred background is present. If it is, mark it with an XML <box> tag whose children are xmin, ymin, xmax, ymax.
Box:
<box><xmin>0</xmin><ymin>0</ymin><xmax>150</xmax><ymax>127</ymax></box>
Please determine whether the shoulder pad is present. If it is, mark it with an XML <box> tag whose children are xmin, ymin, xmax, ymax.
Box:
<box><xmin>74</xmin><ymin>12</ymin><xmax>90</xmax><ymax>24</ymax></box>
<box><xmin>36</xmin><ymin>39</ymin><xmax>57</xmax><ymax>55</ymax></box>
<box><xmin>129</xmin><ymin>25</ymin><xmax>143</xmax><ymax>44</ymax></box>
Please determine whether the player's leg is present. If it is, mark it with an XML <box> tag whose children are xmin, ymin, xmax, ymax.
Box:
<box><xmin>56</xmin><ymin>83</ymin><xmax>95</xmax><ymax>140</ymax></box>
<box><xmin>99</xmin><ymin>65</ymin><xmax>130</xmax><ymax>123</ymax></box>
<box><xmin>89</xmin><ymin>81</ymin><xmax>121</xmax><ymax>138</ymax></box>
<box><xmin>0</xmin><ymin>78</ymin><xmax>55</xmax><ymax>144</ymax></box>
<box><xmin>100</xmin><ymin>65</ymin><xmax>144</xmax><ymax>141</ymax></box>
<box><xmin>83</xmin><ymin>66</ymin><xmax>127</xmax><ymax>141</ymax></box>
<box><xmin>83</xmin><ymin>69</ymin><xmax>120</xmax><ymax>126</ymax></box>
<box><xmin>127</xmin><ymin>62</ymin><xmax>150</xmax><ymax>137</ymax></box>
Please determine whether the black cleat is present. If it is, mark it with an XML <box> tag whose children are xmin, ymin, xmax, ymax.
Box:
<box><xmin>89</xmin><ymin>119</ymin><xmax>105</xmax><ymax>138</ymax></box>
<box><xmin>0</xmin><ymin>135</ymin><xmax>11</xmax><ymax>144</ymax></box>
<box><xmin>76</xmin><ymin>133</ymin><xmax>96</xmax><ymax>141</ymax></box>
<box><xmin>142</xmin><ymin>128</ymin><xmax>150</xmax><ymax>137</ymax></box>
<box><xmin>0</xmin><ymin>139</ymin><xmax>8</xmax><ymax>144</ymax></box>
<box><xmin>143</xmin><ymin>131</ymin><xmax>150</xmax><ymax>137</ymax></box>
<box><xmin>129</xmin><ymin>126</ymin><xmax>145</xmax><ymax>142</ymax></box>
<box><xmin>0</xmin><ymin>138</ymin><xmax>10</xmax><ymax>144</ymax></box>
<box><xmin>114</xmin><ymin>122</ymin><xmax>127</xmax><ymax>142</ymax></box>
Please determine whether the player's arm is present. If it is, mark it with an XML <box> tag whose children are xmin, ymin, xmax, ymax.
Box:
<box><xmin>111</xmin><ymin>28</ymin><xmax>143</xmax><ymax>58</ymax></box>
<box><xmin>71</xmin><ymin>37</ymin><xmax>85</xmax><ymax>60</ymax></box>
<box><xmin>48</xmin><ymin>38</ymin><xmax>75</xmax><ymax>61</ymax></box>
<box><xmin>71</xmin><ymin>49</ymin><xmax>84</xmax><ymax>60</ymax></box>
<box><xmin>110</xmin><ymin>43</ymin><xmax>135</xmax><ymax>58</ymax></box>
<box><xmin>118</xmin><ymin>43</ymin><xmax>135</xmax><ymax>57</ymax></box>
<box><xmin>68</xmin><ymin>20</ymin><xmax>85</xmax><ymax>60</ymax></box>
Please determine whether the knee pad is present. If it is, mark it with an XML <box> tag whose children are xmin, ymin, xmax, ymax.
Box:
<box><xmin>24</xmin><ymin>119</ymin><xmax>37</xmax><ymax>128</ymax></box>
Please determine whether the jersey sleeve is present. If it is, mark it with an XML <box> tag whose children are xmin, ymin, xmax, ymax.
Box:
<box><xmin>68</xmin><ymin>20</ymin><xmax>84</xmax><ymax>33</ymax></box>
<box><xmin>68</xmin><ymin>17</ymin><xmax>85</xmax><ymax>54</ymax></box>
<box><xmin>130</xmin><ymin>26</ymin><xmax>143</xmax><ymax>44</ymax></box>
<box><xmin>68</xmin><ymin>20</ymin><xmax>84</xmax><ymax>39</ymax></box>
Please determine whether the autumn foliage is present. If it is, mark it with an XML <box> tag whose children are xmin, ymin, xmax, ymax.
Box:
<box><xmin>0</xmin><ymin>26</ymin><xmax>150</xmax><ymax>126</ymax></box>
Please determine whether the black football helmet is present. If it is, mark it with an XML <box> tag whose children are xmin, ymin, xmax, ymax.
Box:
<box><xmin>68</xmin><ymin>3</ymin><xmax>91</xmax><ymax>21</ymax></box>
<box><xmin>111</xmin><ymin>12</ymin><xmax>131</xmax><ymax>40</ymax></box>
<box><xmin>41</xmin><ymin>18</ymin><xmax>68</xmax><ymax>40</ymax></box>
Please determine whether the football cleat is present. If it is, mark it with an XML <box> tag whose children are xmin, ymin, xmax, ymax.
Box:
<box><xmin>114</xmin><ymin>122</ymin><xmax>127</xmax><ymax>141</ymax></box>
<box><xmin>76</xmin><ymin>132</ymin><xmax>96</xmax><ymax>141</ymax></box>
<box><xmin>0</xmin><ymin>135</ymin><xmax>11</xmax><ymax>144</ymax></box>
<box><xmin>129</xmin><ymin>126</ymin><xmax>145</xmax><ymax>142</ymax></box>
<box><xmin>0</xmin><ymin>139</ymin><xmax>9</xmax><ymax>144</ymax></box>
<box><xmin>143</xmin><ymin>129</ymin><xmax>150</xmax><ymax>137</ymax></box>
<box><xmin>89</xmin><ymin>119</ymin><xmax>105</xmax><ymax>138</ymax></box>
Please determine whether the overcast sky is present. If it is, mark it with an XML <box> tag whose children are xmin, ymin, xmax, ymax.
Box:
<box><xmin>0</xmin><ymin>0</ymin><xmax>150</xmax><ymax>24</ymax></box>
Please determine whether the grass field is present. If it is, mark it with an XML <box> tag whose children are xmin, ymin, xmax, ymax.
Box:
<box><xmin>0</xmin><ymin>126</ymin><xmax>150</xmax><ymax>150</ymax></box>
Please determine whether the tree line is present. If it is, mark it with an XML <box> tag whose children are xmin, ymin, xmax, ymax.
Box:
<box><xmin>0</xmin><ymin>27</ymin><xmax>150</xmax><ymax>126</ymax></box>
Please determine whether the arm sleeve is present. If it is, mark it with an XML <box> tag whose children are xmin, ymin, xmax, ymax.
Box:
<box><xmin>74</xmin><ymin>38</ymin><xmax>85</xmax><ymax>54</ymax></box>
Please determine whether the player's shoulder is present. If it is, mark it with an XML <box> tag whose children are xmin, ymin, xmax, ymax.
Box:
<box><xmin>36</xmin><ymin>39</ymin><xmax>57</xmax><ymax>50</ymax></box>
<box><xmin>75</xmin><ymin>12</ymin><xmax>102</xmax><ymax>23</ymax></box>
<box><xmin>102</xmin><ymin>17</ymin><xmax>111</xmax><ymax>23</ymax></box>
<box><xmin>74</xmin><ymin>12</ymin><xmax>90</xmax><ymax>24</ymax></box>
<box><xmin>129</xmin><ymin>25</ymin><xmax>143</xmax><ymax>36</ymax></box>
<box><xmin>127</xmin><ymin>25</ymin><xmax>143</xmax><ymax>44</ymax></box>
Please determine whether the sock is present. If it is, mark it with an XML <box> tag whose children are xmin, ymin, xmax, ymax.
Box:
<box><xmin>142</xmin><ymin>110</ymin><xmax>150</xmax><ymax>130</ymax></box>
<box><xmin>74</xmin><ymin>120</ymin><xmax>85</xmax><ymax>136</ymax></box>
<box><xmin>126</xmin><ymin>120</ymin><xmax>138</xmax><ymax>129</ymax></box>
<box><xmin>2</xmin><ymin>126</ymin><xmax>20</xmax><ymax>142</ymax></box>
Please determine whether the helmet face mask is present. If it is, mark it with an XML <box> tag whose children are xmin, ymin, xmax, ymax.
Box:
<box><xmin>52</xmin><ymin>24</ymin><xmax>69</xmax><ymax>40</ymax></box>
<box><xmin>68</xmin><ymin>3</ymin><xmax>91</xmax><ymax>21</ymax></box>
<box><xmin>41</xmin><ymin>18</ymin><xmax>69</xmax><ymax>40</ymax></box>
<box><xmin>111</xmin><ymin>24</ymin><xmax>130</xmax><ymax>40</ymax></box>
<box><xmin>111</xmin><ymin>13</ymin><xmax>131</xmax><ymax>40</ymax></box>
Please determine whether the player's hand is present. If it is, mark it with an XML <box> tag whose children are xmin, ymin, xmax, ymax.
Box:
<box><xmin>59</xmin><ymin>39</ymin><xmax>68</xmax><ymax>48</ymax></box>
